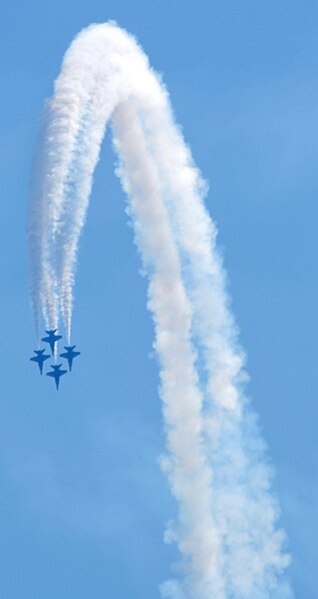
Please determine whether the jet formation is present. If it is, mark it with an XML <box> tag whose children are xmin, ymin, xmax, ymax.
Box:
<box><xmin>30</xmin><ymin>329</ymin><xmax>80</xmax><ymax>390</ymax></box>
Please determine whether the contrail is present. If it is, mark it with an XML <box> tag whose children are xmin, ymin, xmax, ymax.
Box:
<box><xmin>28</xmin><ymin>22</ymin><xmax>292</xmax><ymax>598</ymax></box>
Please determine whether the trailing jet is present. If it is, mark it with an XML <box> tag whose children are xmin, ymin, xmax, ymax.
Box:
<box><xmin>60</xmin><ymin>345</ymin><xmax>81</xmax><ymax>371</ymax></box>
<box><xmin>41</xmin><ymin>329</ymin><xmax>62</xmax><ymax>355</ymax></box>
<box><xmin>30</xmin><ymin>349</ymin><xmax>50</xmax><ymax>375</ymax></box>
<box><xmin>47</xmin><ymin>364</ymin><xmax>67</xmax><ymax>390</ymax></box>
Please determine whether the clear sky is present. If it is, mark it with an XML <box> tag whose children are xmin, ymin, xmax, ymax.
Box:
<box><xmin>1</xmin><ymin>1</ymin><xmax>317</xmax><ymax>597</ymax></box>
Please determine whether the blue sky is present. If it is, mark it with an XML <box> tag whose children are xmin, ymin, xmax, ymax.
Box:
<box><xmin>1</xmin><ymin>1</ymin><xmax>317</xmax><ymax>597</ymax></box>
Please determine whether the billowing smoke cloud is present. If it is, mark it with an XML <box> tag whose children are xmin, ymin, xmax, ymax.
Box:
<box><xmin>28</xmin><ymin>22</ymin><xmax>292</xmax><ymax>598</ymax></box>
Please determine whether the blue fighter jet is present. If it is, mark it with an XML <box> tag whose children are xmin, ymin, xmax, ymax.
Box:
<box><xmin>30</xmin><ymin>349</ymin><xmax>50</xmax><ymax>375</ymax></box>
<box><xmin>60</xmin><ymin>345</ymin><xmax>81</xmax><ymax>371</ymax></box>
<box><xmin>41</xmin><ymin>329</ymin><xmax>62</xmax><ymax>355</ymax></box>
<box><xmin>47</xmin><ymin>364</ymin><xmax>67</xmax><ymax>390</ymax></box>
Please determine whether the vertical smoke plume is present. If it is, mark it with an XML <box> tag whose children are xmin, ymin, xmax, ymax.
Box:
<box><xmin>28</xmin><ymin>22</ymin><xmax>292</xmax><ymax>598</ymax></box>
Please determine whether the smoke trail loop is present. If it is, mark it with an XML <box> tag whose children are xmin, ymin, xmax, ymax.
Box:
<box><xmin>28</xmin><ymin>22</ymin><xmax>292</xmax><ymax>599</ymax></box>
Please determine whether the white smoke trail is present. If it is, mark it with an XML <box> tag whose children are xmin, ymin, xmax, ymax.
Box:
<box><xmin>28</xmin><ymin>22</ymin><xmax>292</xmax><ymax>598</ymax></box>
<box><xmin>131</xmin><ymin>99</ymin><xmax>292</xmax><ymax>597</ymax></box>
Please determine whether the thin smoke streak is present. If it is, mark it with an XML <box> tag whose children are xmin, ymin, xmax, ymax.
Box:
<box><xmin>112</xmin><ymin>102</ymin><xmax>225</xmax><ymax>598</ymax></box>
<box><xmin>28</xmin><ymin>22</ymin><xmax>292</xmax><ymax>598</ymax></box>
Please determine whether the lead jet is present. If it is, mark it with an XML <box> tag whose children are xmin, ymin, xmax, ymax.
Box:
<box><xmin>30</xmin><ymin>349</ymin><xmax>50</xmax><ymax>375</ymax></box>
<box><xmin>60</xmin><ymin>345</ymin><xmax>81</xmax><ymax>371</ymax></box>
<box><xmin>46</xmin><ymin>364</ymin><xmax>67</xmax><ymax>390</ymax></box>
<box><xmin>41</xmin><ymin>329</ymin><xmax>62</xmax><ymax>355</ymax></box>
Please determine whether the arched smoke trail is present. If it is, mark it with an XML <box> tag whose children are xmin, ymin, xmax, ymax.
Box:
<box><xmin>28</xmin><ymin>22</ymin><xmax>292</xmax><ymax>599</ymax></box>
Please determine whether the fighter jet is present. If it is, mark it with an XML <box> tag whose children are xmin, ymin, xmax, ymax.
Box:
<box><xmin>60</xmin><ymin>345</ymin><xmax>81</xmax><ymax>371</ymax></box>
<box><xmin>41</xmin><ymin>329</ymin><xmax>62</xmax><ymax>355</ymax></box>
<box><xmin>46</xmin><ymin>364</ymin><xmax>67</xmax><ymax>390</ymax></box>
<box><xmin>30</xmin><ymin>349</ymin><xmax>50</xmax><ymax>375</ymax></box>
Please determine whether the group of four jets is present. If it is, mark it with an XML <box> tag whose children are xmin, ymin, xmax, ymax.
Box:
<box><xmin>30</xmin><ymin>329</ymin><xmax>80</xmax><ymax>389</ymax></box>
